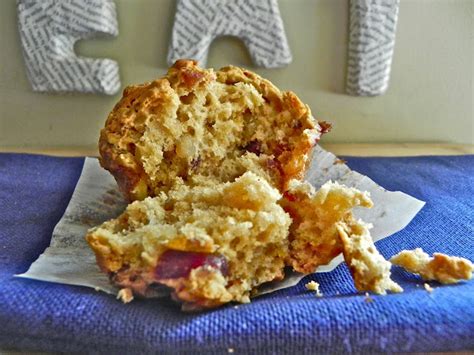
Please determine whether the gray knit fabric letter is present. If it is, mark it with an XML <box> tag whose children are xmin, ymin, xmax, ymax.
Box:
<box><xmin>346</xmin><ymin>0</ymin><xmax>400</xmax><ymax>96</ymax></box>
<box><xmin>168</xmin><ymin>0</ymin><xmax>292</xmax><ymax>68</ymax></box>
<box><xmin>17</xmin><ymin>0</ymin><xmax>120</xmax><ymax>95</ymax></box>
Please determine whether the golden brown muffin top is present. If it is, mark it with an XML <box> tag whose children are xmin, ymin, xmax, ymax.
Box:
<box><xmin>99</xmin><ymin>59</ymin><xmax>328</xmax><ymax>201</ymax></box>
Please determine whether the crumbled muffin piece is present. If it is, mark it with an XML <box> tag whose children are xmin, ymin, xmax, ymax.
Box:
<box><xmin>337</xmin><ymin>220</ymin><xmax>403</xmax><ymax>295</ymax></box>
<box><xmin>305</xmin><ymin>280</ymin><xmax>319</xmax><ymax>291</ymax></box>
<box><xmin>117</xmin><ymin>287</ymin><xmax>134</xmax><ymax>303</ymax></box>
<box><xmin>99</xmin><ymin>59</ymin><xmax>327</xmax><ymax>201</ymax></box>
<box><xmin>305</xmin><ymin>281</ymin><xmax>323</xmax><ymax>297</ymax></box>
<box><xmin>86</xmin><ymin>172</ymin><xmax>291</xmax><ymax>309</ymax></box>
<box><xmin>364</xmin><ymin>292</ymin><xmax>374</xmax><ymax>303</ymax></box>
<box><xmin>423</xmin><ymin>283</ymin><xmax>434</xmax><ymax>293</ymax></box>
<box><xmin>280</xmin><ymin>180</ymin><xmax>373</xmax><ymax>273</ymax></box>
<box><xmin>390</xmin><ymin>248</ymin><xmax>473</xmax><ymax>284</ymax></box>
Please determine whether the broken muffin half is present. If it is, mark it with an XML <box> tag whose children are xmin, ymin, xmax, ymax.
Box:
<box><xmin>86</xmin><ymin>172</ymin><xmax>292</xmax><ymax>310</ymax></box>
<box><xmin>99</xmin><ymin>59</ymin><xmax>329</xmax><ymax>201</ymax></box>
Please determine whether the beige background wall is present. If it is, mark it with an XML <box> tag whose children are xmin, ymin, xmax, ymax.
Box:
<box><xmin>0</xmin><ymin>0</ymin><xmax>473</xmax><ymax>149</ymax></box>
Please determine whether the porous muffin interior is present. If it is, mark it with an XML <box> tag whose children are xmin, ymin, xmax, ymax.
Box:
<box><xmin>99</xmin><ymin>60</ymin><xmax>325</xmax><ymax>201</ymax></box>
<box><xmin>390</xmin><ymin>248</ymin><xmax>474</xmax><ymax>284</ymax></box>
<box><xmin>281</xmin><ymin>180</ymin><xmax>373</xmax><ymax>273</ymax></box>
<box><xmin>86</xmin><ymin>172</ymin><xmax>291</xmax><ymax>308</ymax></box>
<box><xmin>337</xmin><ymin>220</ymin><xmax>402</xmax><ymax>295</ymax></box>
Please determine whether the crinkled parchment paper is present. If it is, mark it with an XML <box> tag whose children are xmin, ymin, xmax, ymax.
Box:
<box><xmin>17</xmin><ymin>147</ymin><xmax>425</xmax><ymax>297</ymax></box>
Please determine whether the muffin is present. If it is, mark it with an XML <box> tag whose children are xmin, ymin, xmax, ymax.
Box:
<box><xmin>90</xmin><ymin>60</ymin><xmax>409</xmax><ymax>309</ymax></box>
<box><xmin>99</xmin><ymin>59</ymin><xmax>329</xmax><ymax>201</ymax></box>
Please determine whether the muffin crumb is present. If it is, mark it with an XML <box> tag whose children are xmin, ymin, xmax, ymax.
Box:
<box><xmin>337</xmin><ymin>220</ymin><xmax>402</xmax><ymax>295</ymax></box>
<box><xmin>391</xmin><ymin>248</ymin><xmax>473</xmax><ymax>284</ymax></box>
<box><xmin>423</xmin><ymin>283</ymin><xmax>433</xmax><ymax>293</ymax></box>
<box><xmin>305</xmin><ymin>281</ymin><xmax>323</xmax><ymax>297</ymax></box>
<box><xmin>117</xmin><ymin>288</ymin><xmax>134</xmax><ymax>303</ymax></box>
<box><xmin>281</xmin><ymin>180</ymin><xmax>373</xmax><ymax>273</ymax></box>
<box><xmin>364</xmin><ymin>292</ymin><xmax>374</xmax><ymax>303</ymax></box>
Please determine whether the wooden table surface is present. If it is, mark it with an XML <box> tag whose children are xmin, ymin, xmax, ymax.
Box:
<box><xmin>1</xmin><ymin>143</ymin><xmax>473</xmax><ymax>157</ymax></box>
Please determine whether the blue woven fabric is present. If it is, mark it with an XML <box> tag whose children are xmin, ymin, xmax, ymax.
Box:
<box><xmin>0</xmin><ymin>153</ymin><xmax>473</xmax><ymax>353</ymax></box>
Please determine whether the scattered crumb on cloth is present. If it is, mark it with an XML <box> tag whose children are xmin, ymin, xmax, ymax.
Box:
<box><xmin>424</xmin><ymin>283</ymin><xmax>434</xmax><ymax>293</ymax></box>
<box><xmin>117</xmin><ymin>288</ymin><xmax>134</xmax><ymax>303</ymax></box>
<box><xmin>337</xmin><ymin>220</ymin><xmax>402</xmax><ymax>295</ymax></box>
<box><xmin>305</xmin><ymin>281</ymin><xmax>323</xmax><ymax>297</ymax></box>
<box><xmin>364</xmin><ymin>292</ymin><xmax>374</xmax><ymax>303</ymax></box>
<box><xmin>390</xmin><ymin>248</ymin><xmax>474</xmax><ymax>284</ymax></box>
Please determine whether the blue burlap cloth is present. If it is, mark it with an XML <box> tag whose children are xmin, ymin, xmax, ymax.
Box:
<box><xmin>0</xmin><ymin>153</ymin><xmax>473</xmax><ymax>353</ymax></box>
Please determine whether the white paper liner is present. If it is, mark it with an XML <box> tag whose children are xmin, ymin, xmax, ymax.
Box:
<box><xmin>17</xmin><ymin>147</ymin><xmax>425</xmax><ymax>297</ymax></box>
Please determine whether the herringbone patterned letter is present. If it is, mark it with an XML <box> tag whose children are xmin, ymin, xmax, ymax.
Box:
<box><xmin>17</xmin><ymin>0</ymin><xmax>120</xmax><ymax>95</ymax></box>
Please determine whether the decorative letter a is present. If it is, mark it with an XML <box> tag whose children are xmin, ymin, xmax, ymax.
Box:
<box><xmin>168</xmin><ymin>0</ymin><xmax>292</xmax><ymax>69</ymax></box>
